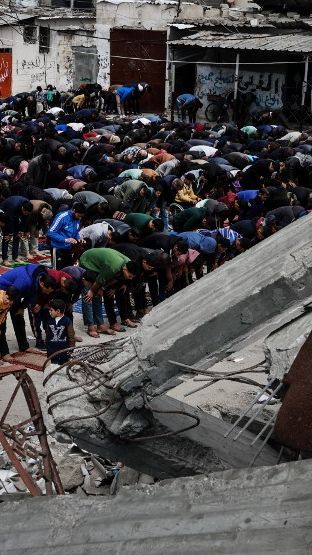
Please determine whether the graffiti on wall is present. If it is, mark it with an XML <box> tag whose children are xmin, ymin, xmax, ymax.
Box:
<box><xmin>16</xmin><ymin>57</ymin><xmax>56</xmax><ymax>86</ymax></box>
<box><xmin>195</xmin><ymin>65</ymin><xmax>285</xmax><ymax>109</ymax></box>
<box><xmin>0</xmin><ymin>54</ymin><xmax>12</xmax><ymax>97</ymax></box>
<box><xmin>97</xmin><ymin>54</ymin><xmax>109</xmax><ymax>87</ymax></box>
<box><xmin>20</xmin><ymin>57</ymin><xmax>55</xmax><ymax>72</ymax></box>
<box><xmin>63</xmin><ymin>55</ymin><xmax>74</xmax><ymax>87</ymax></box>
<box><xmin>0</xmin><ymin>58</ymin><xmax>10</xmax><ymax>83</ymax></box>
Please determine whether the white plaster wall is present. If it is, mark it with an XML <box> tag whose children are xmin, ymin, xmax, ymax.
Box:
<box><xmin>97</xmin><ymin>1</ymin><xmax>204</xmax><ymax>30</ymax></box>
<box><xmin>96</xmin><ymin>23</ymin><xmax>110</xmax><ymax>88</ymax></box>
<box><xmin>0</xmin><ymin>18</ymin><xmax>96</xmax><ymax>94</ymax></box>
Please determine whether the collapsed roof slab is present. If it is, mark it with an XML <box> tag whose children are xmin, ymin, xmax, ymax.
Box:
<box><xmin>137</xmin><ymin>213</ymin><xmax>312</xmax><ymax>383</ymax></box>
<box><xmin>43</xmin><ymin>214</ymin><xmax>312</xmax><ymax>471</ymax></box>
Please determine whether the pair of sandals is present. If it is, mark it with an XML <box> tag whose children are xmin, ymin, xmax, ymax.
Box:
<box><xmin>87</xmin><ymin>320</ymin><xmax>138</xmax><ymax>338</ymax></box>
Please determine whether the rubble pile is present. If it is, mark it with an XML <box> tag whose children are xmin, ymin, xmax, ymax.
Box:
<box><xmin>41</xmin><ymin>216</ymin><xmax>312</xmax><ymax>472</ymax></box>
<box><xmin>56</xmin><ymin>451</ymin><xmax>154</xmax><ymax>496</ymax></box>
<box><xmin>0</xmin><ymin>438</ymin><xmax>154</xmax><ymax>498</ymax></box>
<box><xmin>0</xmin><ymin>436</ymin><xmax>47</xmax><ymax>496</ymax></box>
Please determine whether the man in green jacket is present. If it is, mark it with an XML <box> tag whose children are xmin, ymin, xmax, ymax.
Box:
<box><xmin>124</xmin><ymin>213</ymin><xmax>164</xmax><ymax>234</ymax></box>
<box><xmin>173</xmin><ymin>201</ymin><xmax>229</xmax><ymax>232</ymax></box>
<box><xmin>173</xmin><ymin>207</ymin><xmax>209</xmax><ymax>232</ymax></box>
<box><xmin>79</xmin><ymin>248</ymin><xmax>138</xmax><ymax>302</ymax></box>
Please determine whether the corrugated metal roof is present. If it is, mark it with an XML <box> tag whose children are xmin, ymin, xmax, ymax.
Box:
<box><xmin>170</xmin><ymin>19</ymin><xmax>275</xmax><ymax>29</ymax></box>
<box><xmin>0</xmin><ymin>9</ymin><xmax>94</xmax><ymax>26</ymax></box>
<box><xmin>169</xmin><ymin>30</ymin><xmax>312</xmax><ymax>53</ymax></box>
<box><xmin>0</xmin><ymin>13</ymin><xmax>35</xmax><ymax>26</ymax></box>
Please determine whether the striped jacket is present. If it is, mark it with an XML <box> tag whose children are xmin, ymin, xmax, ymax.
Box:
<box><xmin>47</xmin><ymin>210</ymin><xmax>81</xmax><ymax>250</ymax></box>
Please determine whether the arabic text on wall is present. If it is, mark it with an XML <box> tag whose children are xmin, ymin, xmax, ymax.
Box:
<box><xmin>195</xmin><ymin>65</ymin><xmax>285</xmax><ymax>109</ymax></box>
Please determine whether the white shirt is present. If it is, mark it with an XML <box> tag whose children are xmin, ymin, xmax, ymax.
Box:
<box><xmin>46</xmin><ymin>107</ymin><xmax>64</xmax><ymax>116</ymax></box>
<box><xmin>189</xmin><ymin>145</ymin><xmax>218</xmax><ymax>158</ymax></box>
<box><xmin>79</xmin><ymin>222</ymin><xmax>112</xmax><ymax>247</ymax></box>
<box><xmin>132</xmin><ymin>117</ymin><xmax>151</xmax><ymax>126</ymax></box>
<box><xmin>279</xmin><ymin>131</ymin><xmax>302</xmax><ymax>143</ymax></box>
<box><xmin>67</xmin><ymin>122</ymin><xmax>85</xmax><ymax>131</ymax></box>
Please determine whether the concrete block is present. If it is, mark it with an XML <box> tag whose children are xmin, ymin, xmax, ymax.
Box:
<box><xmin>58</xmin><ymin>455</ymin><xmax>84</xmax><ymax>491</ymax></box>
<box><xmin>1</xmin><ymin>460</ymin><xmax>312</xmax><ymax>554</ymax></box>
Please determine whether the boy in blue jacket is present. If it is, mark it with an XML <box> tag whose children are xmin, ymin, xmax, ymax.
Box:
<box><xmin>0</xmin><ymin>264</ymin><xmax>57</xmax><ymax>352</ymax></box>
<box><xmin>48</xmin><ymin>202</ymin><xmax>86</xmax><ymax>269</ymax></box>
<box><xmin>46</xmin><ymin>299</ymin><xmax>75</xmax><ymax>365</ymax></box>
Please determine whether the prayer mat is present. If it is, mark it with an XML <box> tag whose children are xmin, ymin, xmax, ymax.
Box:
<box><xmin>9</xmin><ymin>350</ymin><xmax>47</xmax><ymax>372</ymax></box>
<box><xmin>9</xmin><ymin>261</ymin><xmax>29</xmax><ymax>268</ymax></box>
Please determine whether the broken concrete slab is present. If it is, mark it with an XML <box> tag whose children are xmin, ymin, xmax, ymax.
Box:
<box><xmin>57</xmin><ymin>455</ymin><xmax>84</xmax><ymax>491</ymax></box>
<box><xmin>167</xmin><ymin>340</ymin><xmax>268</xmax><ymax>419</ymax></box>
<box><xmin>1</xmin><ymin>459</ymin><xmax>312</xmax><ymax>554</ymax></box>
<box><xmin>149</xmin><ymin>394</ymin><xmax>280</xmax><ymax>468</ymax></box>
<box><xmin>73</xmin><ymin>424</ymin><xmax>228</xmax><ymax>480</ymax></box>
<box><xmin>138</xmin><ymin>215</ymin><xmax>312</xmax><ymax>378</ymax></box>
<box><xmin>42</xmin><ymin>216</ymin><xmax>312</xmax><ymax>474</ymax></box>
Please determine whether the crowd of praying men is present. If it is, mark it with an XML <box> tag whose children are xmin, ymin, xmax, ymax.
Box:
<box><xmin>0</xmin><ymin>90</ymin><xmax>310</xmax><ymax>358</ymax></box>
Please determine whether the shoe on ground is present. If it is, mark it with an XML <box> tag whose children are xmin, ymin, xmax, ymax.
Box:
<box><xmin>35</xmin><ymin>340</ymin><xmax>47</xmax><ymax>351</ymax></box>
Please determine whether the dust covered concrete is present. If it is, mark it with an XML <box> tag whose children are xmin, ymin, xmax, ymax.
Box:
<box><xmin>43</xmin><ymin>215</ymin><xmax>312</xmax><ymax>453</ymax></box>
<box><xmin>1</xmin><ymin>459</ymin><xmax>312</xmax><ymax>554</ymax></box>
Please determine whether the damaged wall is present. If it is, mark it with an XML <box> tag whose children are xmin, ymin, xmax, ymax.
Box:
<box><xmin>0</xmin><ymin>16</ymin><xmax>96</xmax><ymax>93</ymax></box>
<box><xmin>95</xmin><ymin>0</ymin><xmax>215</xmax><ymax>92</ymax></box>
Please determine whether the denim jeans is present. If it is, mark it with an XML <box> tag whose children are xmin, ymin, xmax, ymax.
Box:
<box><xmin>150</xmin><ymin>206</ymin><xmax>169</xmax><ymax>231</ymax></box>
<box><xmin>82</xmin><ymin>288</ymin><xmax>104</xmax><ymax>327</ymax></box>
<box><xmin>2</xmin><ymin>233</ymin><xmax>20</xmax><ymax>261</ymax></box>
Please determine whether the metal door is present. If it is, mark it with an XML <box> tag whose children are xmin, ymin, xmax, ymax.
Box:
<box><xmin>110</xmin><ymin>29</ymin><xmax>166</xmax><ymax>113</ymax></box>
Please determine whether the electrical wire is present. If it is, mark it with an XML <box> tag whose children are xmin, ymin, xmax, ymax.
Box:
<box><xmin>0</xmin><ymin>14</ymin><xmax>310</xmax><ymax>65</ymax></box>
<box><xmin>1</xmin><ymin>36</ymin><xmax>308</xmax><ymax>66</ymax></box>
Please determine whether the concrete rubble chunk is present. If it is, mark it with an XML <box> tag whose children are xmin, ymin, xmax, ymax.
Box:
<box><xmin>110</xmin><ymin>466</ymin><xmax>140</xmax><ymax>495</ymax></box>
<box><xmin>42</xmin><ymin>216</ymin><xmax>312</xmax><ymax>471</ymax></box>
<box><xmin>118</xmin><ymin>410</ymin><xmax>149</xmax><ymax>438</ymax></box>
<box><xmin>57</xmin><ymin>455</ymin><xmax>84</xmax><ymax>491</ymax></box>
<box><xmin>137</xmin><ymin>473</ymin><xmax>155</xmax><ymax>485</ymax></box>
<box><xmin>263</xmin><ymin>310</ymin><xmax>312</xmax><ymax>380</ymax></box>
<box><xmin>0</xmin><ymin>454</ymin><xmax>11</xmax><ymax>470</ymax></box>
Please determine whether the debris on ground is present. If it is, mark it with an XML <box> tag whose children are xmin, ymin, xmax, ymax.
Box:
<box><xmin>0</xmin><ymin>441</ymin><xmax>155</xmax><ymax>498</ymax></box>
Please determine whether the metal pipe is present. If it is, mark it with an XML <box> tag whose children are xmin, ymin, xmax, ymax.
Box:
<box><xmin>302</xmin><ymin>56</ymin><xmax>309</xmax><ymax>106</ymax></box>
<box><xmin>234</xmin><ymin>53</ymin><xmax>240</xmax><ymax>101</ymax></box>
<box><xmin>233</xmin><ymin>383</ymin><xmax>283</xmax><ymax>441</ymax></box>
<box><xmin>250</xmin><ymin>412</ymin><xmax>276</xmax><ymax>446</ymax></box>
<box><xmin>249</xmin><ymin>427</ymin><xmax>275</xmax><ymax>467</ymax></box>
<box><xmin>170</xmin><ymin>50</ymin><xmax>176</xmax><ymax>122</ymax></box>
<box><xmin>224</xmin><ymin>378</ymin><xmax>275</xmax><ymax>438</ymax></box>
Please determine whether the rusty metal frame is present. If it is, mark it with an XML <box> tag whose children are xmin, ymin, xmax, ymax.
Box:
<box><xmin>0</xmin><ymin>364</ymin><xmax>64</xmax><ymax>496</ymax></box>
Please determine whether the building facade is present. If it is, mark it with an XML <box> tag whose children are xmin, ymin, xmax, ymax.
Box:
<box><xmin>95</xmin><ymin>0</ymin><xmax>215</xmax><ymax>112</ymax></box>
<box><xmin>0</xmin><ymin>6</ymin><xmax>96</xmax><ymax>96</ymax></box>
